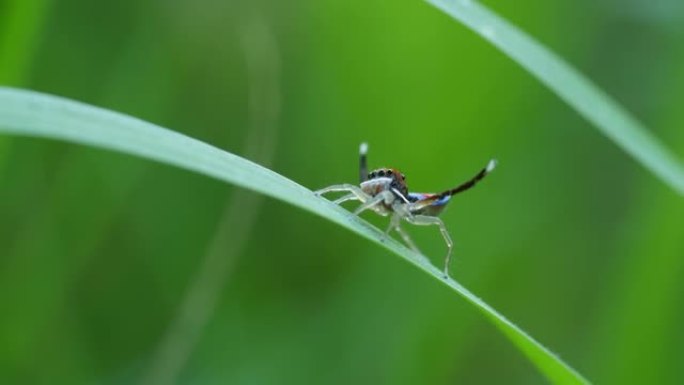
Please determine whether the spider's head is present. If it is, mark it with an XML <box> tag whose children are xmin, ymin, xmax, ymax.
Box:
<box><xmin>361</xmin><ymin>168</ymin><xmax>408</xmax><ymax>201</ymax></box>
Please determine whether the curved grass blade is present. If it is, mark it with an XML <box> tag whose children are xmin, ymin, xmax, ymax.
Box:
<box><xmin>0</xmin><ymin>87</ymin><xmax>589</xmax><ymax>384</ymax></box>
<box><xmin>427</xmin><ymin>0</ymin><xmax>684</xmax><ymax>195</ymax></box>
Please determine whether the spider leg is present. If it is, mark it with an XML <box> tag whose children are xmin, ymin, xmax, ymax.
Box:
<box><xmin>384</xmin><ymin>207</ymin><xmax>403</xmax><ymax>235</ymax></box>
<box><xmin>315</xmin><ymin>184</ymin><xmax>370</xmax><ymax>203</ymax></box>
<box><xmin>384</xmin><ymin>202</ymin><xmax>423</xmax><ymax>255</ymax></box>
<box><xmin>394</xmin><ymin>225</ymin><xmax>422</xmax><ymax>255</ymax></box>
<box><xmin>382</xmin><ymin>211</ymin><xmax>402</xmax><ymax>245</ymax></box>
<box><xmin>352</xmin><ymin>191</ymin><xmax>390</xmax><ymax>216</ymax></box>
<box><xmin>436</xmin><ymin>159</ymin><xmax>497</xmax><ymax>199</ymax></box>
<box><xmin>405</xmin><ymin>215</ymin><xmax>454</xmax><ymax>278</ymax></box>
<box><xmin>359</xmin><ymin>142</ymin><xmax>369</xmax><ymax>183</ymax></box>
<box><xmin>333</xmin><ymin>193</ymin><xmax>359</xmax><ymax>205</ymax></box>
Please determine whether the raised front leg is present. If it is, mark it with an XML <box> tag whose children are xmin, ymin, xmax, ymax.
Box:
<box><xmin>359</xmin><ymin>142</ymin><xmax>369</xmax><ymax>183</ymax></box>
<box><xmin>436</xmin><ymin>159</ymin><xmax>497</xmax><ymax>199</ymax></box>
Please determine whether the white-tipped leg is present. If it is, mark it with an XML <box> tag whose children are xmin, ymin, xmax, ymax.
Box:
<box><xmin>405</xmin><ymin>215</ymin><xmax>453</xmax><ymax>278</ymax></box>
<box><xmin>486</xmin><ymin>159</ymin><xmax>497</xmax><ymax>173</ymax></box>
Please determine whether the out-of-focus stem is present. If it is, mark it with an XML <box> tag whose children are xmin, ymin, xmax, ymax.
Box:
<box><xmin>142</xmin><ymin>17</ymin><xmax>281</xmax><ymax>385</ymax></box>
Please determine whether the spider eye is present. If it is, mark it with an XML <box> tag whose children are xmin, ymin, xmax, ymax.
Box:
<box><xmin>401</xmin><ymin>173</ymin><xmax>406</xmax><ymax>180</ymax></box>
<box><xmin>378</xmin><ymin>170</ymin><xmax>385</xmax><ymax>176</ymax></box>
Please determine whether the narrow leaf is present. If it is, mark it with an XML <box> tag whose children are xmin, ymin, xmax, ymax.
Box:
<box><xmin>0</xmin><ymin>87</ymin><xmax>589</xmax><ymax>384</ymax></box>
<box><xmin>427</xmin><ymin>0</ymin><xmax>684</xmax><ymax>195</ymax></box>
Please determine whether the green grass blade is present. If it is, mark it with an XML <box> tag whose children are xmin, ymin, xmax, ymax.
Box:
<box><xmin>427</xmin><ymin>0</ymin><xmax>684</xmax><ymax>195</ymax></box>
<box><xmin>0</xmin><ymin>87</ymin><xmax>589</xmax><ymax>384</ymax></box>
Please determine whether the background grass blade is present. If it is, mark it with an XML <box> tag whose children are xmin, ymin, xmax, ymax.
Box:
<box><xmin>142</xmin><ymin>18</ymin><xmax>282</xmax><ymax>385</ymax></box>
<box><xmin>427</xmin><ymin>0</ymin><xmax>684</xmax><ymax>195</ymax></box>
<box><xmin>0</xmin><ymin>87</ymin><xmax>589</xmax><ymax>384</ymax></box>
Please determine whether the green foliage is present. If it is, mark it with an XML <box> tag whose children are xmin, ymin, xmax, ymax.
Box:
<box><xmin>2</xmin><ymin>0</ymin><xmax>684</xmax><ymax>384</ymax></box>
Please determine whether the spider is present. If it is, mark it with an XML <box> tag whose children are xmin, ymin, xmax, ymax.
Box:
<box><xmin>315</xmin><ymin>142</ymin><xmax>496</xmax><ymax>278</ymax></box>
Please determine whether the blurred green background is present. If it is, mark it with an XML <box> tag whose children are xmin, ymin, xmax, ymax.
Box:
<box><xmin>1</xmin><ymin>0</ymin><xmax>683</xmax><ymax>383</ymax></box>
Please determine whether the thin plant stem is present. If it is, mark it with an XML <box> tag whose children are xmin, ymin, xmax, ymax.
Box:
<box><xmin>140</xmin><ymin>17</ymin><xmax>281</xmax><ymax>385</ymax></box>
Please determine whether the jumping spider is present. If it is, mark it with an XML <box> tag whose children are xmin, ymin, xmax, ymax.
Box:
<box><xmin>315</xmin><ymin>142</ymin><xmax>496</xmax><ymax>278</ymax></box>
